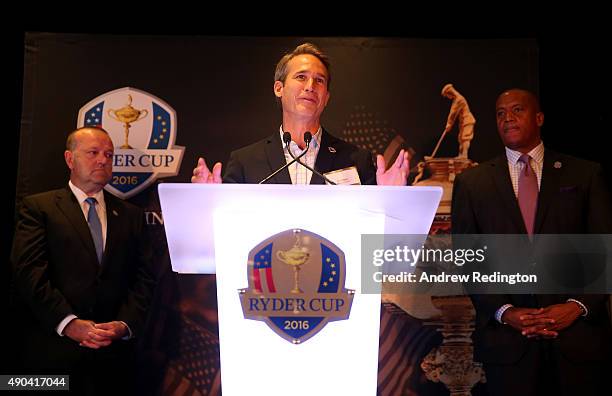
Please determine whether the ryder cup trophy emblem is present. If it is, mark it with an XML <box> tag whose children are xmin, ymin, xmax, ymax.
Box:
<box><xmin>77</xmin><ymin>87</ymin><xmax>185</xmax><ymax>199</ymax></box>
<box><xmin>239</xmin><ymin>229</ymin><xmax>354</xmax><ymax>344</ymax></box>
<box><xmin>277</xmin><ymin>231</ymin><xmax>310</xmax><ymax>294</ymax></box>
<box><xmin>107</xmin><ymin>94</ymin><xmax>148</xmax><ymax>149</ymax></box>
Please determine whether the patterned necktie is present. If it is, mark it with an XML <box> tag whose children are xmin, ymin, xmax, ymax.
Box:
<box><xmin>517</xmin><ymin>154</ymin><xmax>538</xmax><ymax>235</ymax></box>
<box><xmin>85</xmin><ymin>197</ymin><xmax>103</xmax><ymax>264</ymax></box>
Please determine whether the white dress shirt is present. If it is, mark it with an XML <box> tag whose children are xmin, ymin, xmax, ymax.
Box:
<box><xmin>280</xmin><ymin>126</ymin><xmax>322</xmax><ymax>185</ymax></box>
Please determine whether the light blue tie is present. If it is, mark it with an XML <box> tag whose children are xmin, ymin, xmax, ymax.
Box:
<box><xmin>85</xmin><ymin>197</ymin><xmax>103</xmax><ymax>264</ymax></box>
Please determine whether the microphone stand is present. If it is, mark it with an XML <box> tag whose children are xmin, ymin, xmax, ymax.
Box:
<box><xmin>258</xmin><ymin>132</ymin><xmax>309</xmax><ymax>184</ymax></box>
<box><xmin>286</xmin><ymin>132</ymin><xmax>337</xmax><ymax>185</ymax></box>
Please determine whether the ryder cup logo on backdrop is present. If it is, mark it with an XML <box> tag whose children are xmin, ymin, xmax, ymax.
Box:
<box><xmin>77</xmin><ymin>87</ymin><xmax>185</xmax><ymax>199</ymax></box>
<box><xmin>239</xmin><ymin>229</ymin><xmax>354</xmax><ymax>344</ymax></box>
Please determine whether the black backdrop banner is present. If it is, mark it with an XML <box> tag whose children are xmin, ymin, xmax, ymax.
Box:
<box><xmin>14</xmin><ymin>33</ymin><xmax>539</xmax><ymax>395</ymax></box>
<box><xmin>17</xmin><ymin>34</ymin><xmax>538</xmax><ymax>199</ymax></box>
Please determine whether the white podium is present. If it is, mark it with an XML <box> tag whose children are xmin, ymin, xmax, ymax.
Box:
<box><xmin>159</xmin><ymin>184</ymin><xmax>441</xmax><ymax>396</ymax></box>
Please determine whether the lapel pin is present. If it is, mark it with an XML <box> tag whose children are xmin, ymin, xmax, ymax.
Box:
<box><xmin>553</xmin><ymin>161</ymin><xmax>562</xmax><ymax>169</ymax></box>
<box><xmin>328</xmin><ymin>146</ymin><xmax>336</xmax><ymax>153</ymax></box>
<box><xmin>113</xmin><ymin>210</ymin><xmax>119</xmax><ymax>216</ymax></box>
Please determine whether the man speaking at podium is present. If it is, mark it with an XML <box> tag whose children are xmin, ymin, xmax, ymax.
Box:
<box><xmin>191</xmin><ymin>42</ymin><xmax>409</xmax><ymax>186</ymax></box>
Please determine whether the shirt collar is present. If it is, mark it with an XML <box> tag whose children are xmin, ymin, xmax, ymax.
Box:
<box><xmin>505</xmin><ymin>141</ymin><xmax>545</xmax><ymax>165</ymax></box>
<box><xmin>279</xmin><ymin>126</ymin><xmax>322</xmax><ymax>150</ymax></box>
<box><xmin>68</xmin><ymin>180</ymin><xmax>106</xmax><ymax>211</ymax></box>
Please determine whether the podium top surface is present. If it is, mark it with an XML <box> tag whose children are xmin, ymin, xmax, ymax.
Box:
<box><xmin>159</xmin><ymin>183</ymin><xmax>442</xmax><ymax>273</ymax></box>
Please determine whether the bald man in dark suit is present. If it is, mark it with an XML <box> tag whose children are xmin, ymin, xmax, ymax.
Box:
<box><xmin>10</xmin><ymin>127</ymin><xmax>155</xmax><ymax>395</ymax></box>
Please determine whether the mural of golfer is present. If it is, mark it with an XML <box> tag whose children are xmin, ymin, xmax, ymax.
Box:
<box><xmin>431</xmin><ymin>84</ymin><xmax>476</xmax><ymax>159</ymax></box>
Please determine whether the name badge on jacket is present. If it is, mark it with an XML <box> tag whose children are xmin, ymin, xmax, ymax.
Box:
<box><xmin>324</xmin><ymin>166</ymin><xmax>361</xmax><ymax>185</ymax></box>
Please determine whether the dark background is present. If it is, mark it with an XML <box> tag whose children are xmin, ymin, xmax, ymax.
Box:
<box><xmin>3</xmin><ymin>23</ymin><xmax>610</xmax><ymax>385</ymax></box>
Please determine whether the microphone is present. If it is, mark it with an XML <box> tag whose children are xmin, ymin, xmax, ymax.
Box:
<box><xmin>286</xmin><ymin>131</ymin><xmax>337</xmax><ymax>185</ymax></box>
<box><xmin>282</xmin><ymin>131</ymin><xmax>292</xmax><ymax>145</ymax></box>
<box><xmin>258</xmin><ymin>132</ymin><xmax>309</xmax><ymax>184</ymax></box>
<box><xmin>303</xmin><ymin>131</ymin><xmax>313</xmax><ymax>145</ymax></box>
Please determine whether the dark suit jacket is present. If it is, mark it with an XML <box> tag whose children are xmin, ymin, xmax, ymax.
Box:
<box><xmin>451</xmin><ymin>150</ymin><xmax>612</xmax><ymax>365</ymax></box>
<box><xmin>222</xmin><ymin>130</ymin><xmax>377</xmax><ymax>185</ymax></box>
<box><xmin>10</xmin><ymin>187</ymin><xmax>155</xmax><ymax>371</ymax></box>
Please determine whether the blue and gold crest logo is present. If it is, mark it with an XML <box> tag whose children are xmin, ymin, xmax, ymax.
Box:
<box><xmin>77</xmin><ymin>87</ymin><xmax>185</xmax><ymax>199</ymax></box>
<box><xmin>239</xmin><ymin>229</ymin><xmax>354</xmax><ymax>344</ymax></box>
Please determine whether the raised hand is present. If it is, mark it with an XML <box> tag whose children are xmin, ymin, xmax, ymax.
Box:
<box><xmin>376</xmin><ymin>149</ymin><xmax>410</xmax><ymax>186</ymax></box>
<box><xmin>191</xmin><ymin>157</ymin><xmax>223</xmax><ymax>184</ymax></box>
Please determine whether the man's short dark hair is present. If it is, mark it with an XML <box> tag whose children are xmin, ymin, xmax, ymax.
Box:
<box><xmin>274</xmin><ymin>42</ymin><xmax>331</xmax><ymax>88</ymax></box>
<box><xmin>498</xmin><ymin>88</ymin><xmax>542</xmax><ymax>112</ymax></box>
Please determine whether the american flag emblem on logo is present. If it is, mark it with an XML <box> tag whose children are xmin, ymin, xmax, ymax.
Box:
<box><xmin>239</xmin><ymin>229</ymin><xmax>354</xmax><ymax>344</ymax></box>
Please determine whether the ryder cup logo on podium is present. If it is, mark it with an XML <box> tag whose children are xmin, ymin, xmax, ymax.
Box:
<box><xmin>77</xmin><ymin>87</ymin><xmax>185</xmax><ymax>199</ymax></box>
<box><xmin>239</xmin><ymin>229</ymin><xmax>354</xmax><ymax>344</ymax></box>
